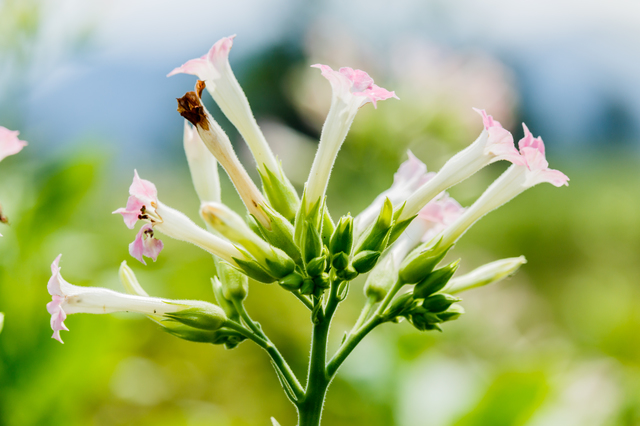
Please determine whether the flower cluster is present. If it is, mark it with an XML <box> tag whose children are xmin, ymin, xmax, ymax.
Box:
<box><xmin>46</xmin><ymin>35</ymin><xmax>568</xmax><ymax>425</ymax></box>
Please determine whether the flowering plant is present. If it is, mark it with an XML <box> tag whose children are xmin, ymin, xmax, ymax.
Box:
<box><xmin>46</xmin><ymin>36</ymin><xmax>568</xmax><ymax>426</ymax></box>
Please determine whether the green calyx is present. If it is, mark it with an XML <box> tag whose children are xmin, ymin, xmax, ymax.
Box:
<box><xmin>258</xmin><ymin>163</ymin><xmax>300</xmax><ymax>223</ymax></box>
<box><xmin>413</xmin><ymin>259</ymin><xmax>460</xmax><ymax>298</ymax></box>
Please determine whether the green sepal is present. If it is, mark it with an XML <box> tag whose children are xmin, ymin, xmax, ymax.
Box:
<box><xmin>387</xmin><ymin>204</ymin><xmax>416</xmax><ymax>245</ymax></box>
<box><xmin>232</xmin><ymin>257</ymin><xmax>276</xmax><ymax>283</ymax></box>
<box><xmin>354</xmin><ymin>198</ymin><xmax>394</xmax><ymax>253</ymax></box>
<box><xmin>398</xmin><ymin>239</ymin><xmax>451</xmax><ymax>284</ymax></box>
<box><xmin>279</xmin><ymin>271</ymin><xmax>304</xmax><ymax>291</ymax></box>
<box><xmin>422</xmin><ymin>293</ymin><xmax>461</xmax><ymax>313</ymax></box>
<box><xmin>331</xmin><ymin>252</ymin><xmax>349</xmax><ymax>270</ymax></box>
<box><xmin>413</xmin><ymin>259</ymin><xmax>460</xmax><ymax>298</ymax></box>
<box><xmin>163</xmin><ymin>306</ymin><xmax>226</xmax><ymax>331</ymax></box>
<box><xmin>252</xmin><ymin>207</ymin><xmax>301</xmax><ymax>264</ymax></box>
<box><xmin>211</xmin><ymin>277</ymin><xmax>240</xmax><ymax>322</ymax></box>
<box><xmin>162</xmin><ymin>321</ymin><xmax>245</xmax><ymax>346</ymax></box>
<box><xmin>438</xmin><ymin>304</ymin><xmax>465</xmax><ymax>322</ymax></box>
<box><xmin>329</xmin><ymin>215</ymin><xmax>354</xmax><ymax>256</ymax></box>
<box><xmin>322</xmin><ymin>207</ymin><xmax>335</xmax><ymax>247</ymax></box>
<box><xmin>300</xmin><ymin>278</ymin><xmax>315</xmax><ymax>295</ymax></box>
<box><xmin>336</xmin><ymin>265</ymin><xmax>358</xmax><ymax>281</ymax></box>
<box><xmin>384</xmin><ymin>292</ymin><xmax>415</xmax><ymax>319</ymax></box>
<box><xmin>352</xmin><ymin>250</ymin><xmax>381</xmax><ymax>274</ymax></box>
<box><xmin>294</xmin><ymin>190</ymin><xmax>323</xmax><ymax>248</ymax></box>
<box><xmin>258</xmin><ymin>163</ymin><xmax>300</xmax><ymax>223</ymax></box>
<box><xmin>263</xmin><ymin>249</ymin><xmax>295</xmax><ymax>278</ymax></box>
<box><xmin>303</xmin><ymin>221</ymin><xmax>323</xmax><ymax>264</ymax></box>
<box><xmin>307</xmin><ymin>256</ymin><xmax>326</xmax><ymax>277</ymax></box>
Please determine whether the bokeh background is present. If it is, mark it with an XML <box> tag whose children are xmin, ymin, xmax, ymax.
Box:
<box><xmin>1</xmin><ymin>0</ymin><xmax>639</xmax><ymax>425</ymax></box>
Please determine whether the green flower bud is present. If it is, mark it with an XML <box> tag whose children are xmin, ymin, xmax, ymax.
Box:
<box><xmin>444</xmin><ymin>256</ymin><xmax>527</xmax><ymax>294</ymax></box>
<box><xmin>385</xmin><ymin>292</ymin><xmax>414</xmax><ymax>318</ymax></box>
<box><xmin>336</xmin><ymin>265</ymin><xmax>358</xmax><ymax>281</ymax></box>
<box><xmin>307</xmin><ymin>256</ymin><xmax>327</xmax><ymax>277</ymax></box>
<box><xmin>438</xmin><ymin>303</ymin><xmax>465</xmax><ymax>322</ymax></box>
<box><xmin>322</xmin><ymin>208</ymin><xmax>335</xmax><ymax>247</ymax></box>
<box><xmin>331</xmin><ymin>252</ymin><xmax>349</xmax><ymax>270</ymax></box>
<box><xmin>313</xmin><ymin>272</ymin><xmax>330</xmax><ymax>289</ymax></box>
<box><xmin>352</xmin><ymin>250</ymin><xmax>381</xmax><ymax>274</ymax></box>
<box><xmin>329</xmin><ymin>215</ymin><xmax>354</xmax><ymax>255</ymax></box>
<box><xmin>413</xmin><ymin>259</ymin><xmax>460</xmax><ymax>298</ymax></box>
<box><xmin>258</xmin><ymin>164</ymin><xmax>300</xmax><ymax>223</ymax></box>
<box><xmin>253</xmin><ymin>206</ymin><xmax>301</xmax><ymax>264</ymax></box>
<box><xmin>409</xmin><ymin>313</ymin><xmax>442</xmax><ymax>332</ymax></box>
<box><xmin>300</xmin><ymin>278</ymin><xmax>315</xmax><ymax>295</ymax></box>
<box><xmin>422</xmin><ymin>293</ymin><xmax>461</xmax><ymax>313</ymax></box>
<box><xmin>355</xmin><ymin>198</ymin><xmax>393</xmax><ymax>253</ymax></box>
<box><xmin>398</xmin><ymin>240</ymin><xmax>451</xmax><ymax>284</ymax></box>
<box><xmin>303</xmin><ymin>221</ymin><xmax>323</xmax><ymax>264</ymax></box>
<box><xmin>364</xmin><ymin>255</ymin><xmax>397</xmax><ymax>302</ymax></box>
<box><xmin>232</xmin><ymin>257</ymin><xmax>276</xmax><ymax>283</ymax></box>
<box><xmin>217</xmin><ymin>260</ymin><xmax>248</xmax><ymax>302</ymax></box>
<box><xmin>279</xmin><ymin>271</ymin><xmax>304</xmax><ymax>291</ymax></box>
<box><xmin>163</xmin><ymin>303</ymin><xmax>227</xmax><ymax>331</ymax></box>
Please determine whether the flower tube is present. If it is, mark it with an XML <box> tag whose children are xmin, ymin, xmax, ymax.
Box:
<box><xmin>305</xmin><ymin>65</ymin><xmax>398</xmax><ymax>210</ymax></box>
<box><xmin>47</xmin><ymin>255</ymin><xmax>227</xmax><ymax>343</ymax></box>
<box><xmin>177</xmin><ymin>82</ymin><xmax>271</xmax><ymax>227</ymax></box>
<box><xmin>168</xmin><ymin>36</ymin><xmax>280</xmax><ymax>175</ymax></box>
<box><xmin>183</xmin><ymin>120</ymin><xmax>221</xmax><ymax>203</ymax></box>
<box><xmin>113</xmin><ymin>171</ymin><xmax>246</xmax><ymax>265</ymax></box>
<box><xmin>438</xmin><ymin>124</ymin><xmax>569</xmax><ymax>248</ymax></box>
<box><xmin>443</xmin><ymin>256</ymin><xmax>527</xmax><ymax>294</ymax></box>
<box><xmin>399</xmin><ymin>109</ymin><xmax>523</xmax><ymax>221</ymax></box>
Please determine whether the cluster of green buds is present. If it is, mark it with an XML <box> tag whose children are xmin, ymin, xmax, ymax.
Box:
<box><xmin>45</xmin><ymin>35</ymin><xmax>568</xmax><ymax>426</ymax></box>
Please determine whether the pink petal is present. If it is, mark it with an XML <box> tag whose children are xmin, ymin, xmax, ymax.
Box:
<box><xmin>472</xmin><ymin>108</ymin><xmax>503</xmax><ymax>130</ymax></box>
<box><xmin>130</xmin><ymin>170</ymin><xmax>158</xmax><ymax>203</ymax></box>
<box><xmin>129</xmin><ymin>224</ymin><xmax>163</xmax><ymax>265</ymax></box>
<box><xmin>113</xmin><ymin>195</ymin><xmax>145</xmax><ymax>229</ymax></box>
<box><xmin>167</xmin><ymin>35</ymin><xmax>235</xmax><ymax>80</ymax></box>
<box><xmin>519</xmin><ymin>123</ymin><xmax>545</xmax><ymax>155</ymax></box>
<box><xmin>417</xmin><ymin>194</ymin><xmax>465</xmax><ymax>242</ymax></box>
<box><xmin>47</xmin><ymin>255</ymin><xmax>69</xmax><ymax>343</ymax></box>
<box><xmin>0</xmin><ymin>127</ymin><xmax>27</xmax><ymax>162</ymax></box>
<box><xmin>473</xmin><ymin>109</ymin><xmax>524</xmax><ymax>166</ymax></box>
<box><xmin>312</xmin><ymin>64</ymin><xmax>398</xmax><ymax>108</ymax></box>
<box><xmin>394</xmin><ymin>150</ymin><xmax>428</xmax><ymax>187</ymax></box>
<box><xmin>47</xmin><ymin>254</ymin><xmax>64</xmax><ymax>296</ymax></box>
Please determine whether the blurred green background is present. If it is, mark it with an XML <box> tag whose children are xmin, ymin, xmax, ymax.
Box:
<box><xmin>1</xmin><ymin>1</ymin><xmax>640</xmax><ymax>425</ymax></box>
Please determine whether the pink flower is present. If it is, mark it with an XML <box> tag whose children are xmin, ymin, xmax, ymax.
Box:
<box><xmin>518</xmin><ymin>124</ymin><xmax>569</xmax><ymax>187</ymax></box>
<box><xmin>167</xmin><ymin>36</ymin><xmax>235</xmax><ymax>81</ymax></box>
<box><xmin>113</xmin><ymin>170</ymin><xmax>161</xmax><ymax>229</ymax></box>
<box><xmin>129</xmin><ymin>224</ymin><xmax>164</xmax><ymax>265</ymax></box>
<box><xmin>0</xmin><ymin>126</ymin><xmax>27</xmax><ymax>162</ymax></box>
<box><xmin>416</xmin><ymin>194</ymin><xmax>465</xmax><ymax>243</ymax></box>
<box><xmin>473</xmin><ymin>108</ymin><xmax>523</xmax><ymax>165</ymax></box>
<box><xmin>311</xmin><ymin>64</ymin><xmax>398</xmax><ymax>108</ymax></box>
<box><xmin>46</xmin><ymin>255</ymin><xmax>70</xmax><ymax>343</ymax></box>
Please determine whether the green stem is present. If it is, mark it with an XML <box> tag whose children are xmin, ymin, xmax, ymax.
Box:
<box><xmin>297</xmin><ymin>279</ymin><xmax>342</xmax><ymax>426</ymax></box>
<box><xmin>292</xmin><ymin>290</ymin><xmax>314</xmax><ymax>310</ymax></box>
<box><xmin>345</xmin><ymin>296</ymin><xmax>376</xmax><ymax>341</ymax></box>
<box><xmin>228</xmin><ymin>304</ymin><xmax>305</xmax><ymax>401</ymax></box>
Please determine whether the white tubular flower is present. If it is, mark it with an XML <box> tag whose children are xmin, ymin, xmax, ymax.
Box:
<box><xmin>354</xmin><ymin>150</ymin><xmax>433</xmax><ymax>236</ymax></box>
<box><xmin>168</xmin><ymin>36</ymin><xmax>279</xmax><ymax>175</ymax></box>
<box><xmin>443</xmin><ymin>256</ymin><xmax>527</xmax><ymax>294</ymax></box>
<box><xmin>399</xmin><ymin>109</ymin><xmax>523</xmax><ymax>221</ymax></box>
<box><xmin>183</xmin><ymin>120</ymin><xmax>221</xmax><ymax>203</ymax></box>
<box><xmin>305</xmin><ymin>65</ymin><xmax>398</xmax><ymax>209</ymax></box>
<box><xmin>177</xmin><ymin>82</ymin><xmax>271</xmax><ymax>228</ymax></box>
<box><xmin>113</xmin><ymin>171</ymin><xmax>246</xmax><ymax>265</ymax></box>
<box><xmin>438</xmin><ymin>124</ymin><xmax>569</xmax><ymax>248</ymax></box>
<box><xmin>47</xmin><ymin>255</ymin><xmax>226</xmax><ymax>343</ymax></box>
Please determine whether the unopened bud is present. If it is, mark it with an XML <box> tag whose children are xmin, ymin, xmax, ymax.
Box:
<box><xmin>303</xmin><ymin>221</ymin><xmax>323</xmax><ymax>264</ymax></box>
<box><xmin>300</xmin><ymin>278</ymin><xmax>315</xmax><ymax>295</ymax></box>
<box><xmin>336</xmin><ymin>265</ymin><xmax>358</xmax><ymax>281</ymax></box>
<box><xmin>279</xmin><ymin>272</ymin><xmax>304</xmax><ymax>291</ymax></box>
<box><xmin>331</xmin><ymin>252</ymin><xmax>349</xmax><ymax>270</ymax></box>
<box><xmin>254</xmin><ymin>205</ymin><xmax>301</xmax><ymax>264</ymax></box>
<box><xmin>217</xmin><ymin>260</ymin><xmax>248</xmax><ymax>301</ymax></box>
<box><xmin>413</xmin><ymin>259</ymin><xmax>460</xmax><ymax>298</ymax></box>
<box><xmin>307</xmin><ymin>256</ymin><xmax>326</xmax><ymax>277</ymax></box>
<box><xmin>352</xmin><ymin>250</ymin><xmax>381</xmax><ymax>274</ymax></box>
<box><xmin>398</xmin><ymin>240</ymin><xmax>451</xmax><ymax>284</ymax></box>
<box><xmin>232</xmin><ymin>257</ymin><xmax>276</xmax><ymax>283</ymax></box>
<box><xmin>329</xmin><ymin>215</ymin><xmax>354</xmax><ymax>255</ymax></box>
<box><xmin>313</xmin><ymin>272</ymin><xmax>330</xmax><ymax>289</ymax></box>
<box><xmin>422</xmin><ymin>294</ymin><xmax>460</xmax><ymax>313</ymax></box>
<box><xmin>119</xmin><ymin>261</ymin><xmax>149</xmax><ymax>296</ymax></box>
<box><xmin>444</xmin><ymin>256</ymin><xmax>526</xmax><ymax>294</ymax></box>
<box><xmin>438</xmin><ymin>303</ymin><xmax>465</xmax><ymax>322</ymax></box>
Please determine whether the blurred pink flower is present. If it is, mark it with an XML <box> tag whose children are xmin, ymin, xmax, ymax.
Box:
<box><xmin>0</xmin><ymin>126</ymin><xmax>27</xmax><ymax>162</ymax></box>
